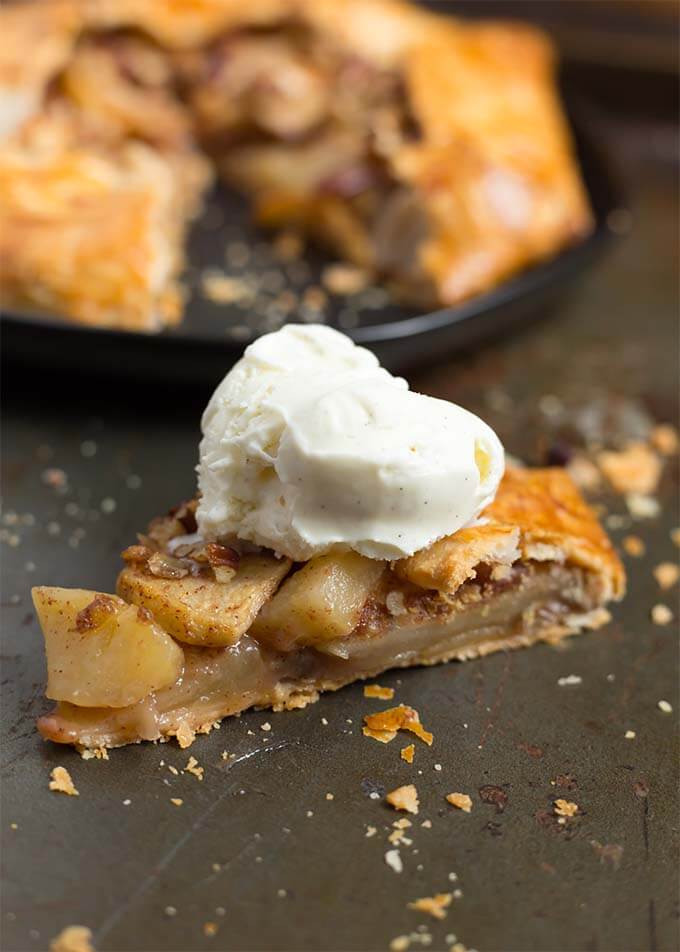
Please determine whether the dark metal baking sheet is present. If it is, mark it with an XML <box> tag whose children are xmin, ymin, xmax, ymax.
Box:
<box><xmin>1</xmin><ymin>112</ymin><xmax>621</xmax><ymax>385</ymax></box>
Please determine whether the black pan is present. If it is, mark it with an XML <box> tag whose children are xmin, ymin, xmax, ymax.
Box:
<box><xmin>1</xmin><ymin>109</ymin><xmax>623</xmax><ymax>385</ymax></box>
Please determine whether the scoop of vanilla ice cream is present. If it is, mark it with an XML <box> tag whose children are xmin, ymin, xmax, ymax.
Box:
<box><xmin>197</xmin><ymin>324</ymin><xmax>504</xmax><ymax>560</ymax></box>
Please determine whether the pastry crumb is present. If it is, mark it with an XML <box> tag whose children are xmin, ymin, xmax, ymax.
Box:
<box><xmin>184</xmin><ymin>756</ymin><xmax>204</xmax><ymax>781</ymax></box>
<box><xmin>386</xmin><ymin>784</ymin><xmax>419</xmax><ymax>815</ymax></box>
<box><xmin>408</xmin><ymin>893</ymin><xmax>453</xmax><ymax>920</ymax></box>
<box><xmin>388</xmin><ymin>827</ymin><xmax>412</xmax><ymax>846</ymax></box>
<box><xmin>203</xmin><ymin>921</ymin><xmax>218</xmax><ymax>937</ymax></box>
<box><xmin>400</xmin><ymin>744</ymin><xmax>415</xmax><ymax>764</ymax></box>
<box><xmin>389</xmin><ymin>937</ymin><xmax>411</xmax><ymax>952</ymax></box>
<box><xmin>322</xmin><ymin>263</ymin><xmax>370</xmax><ymax>296</ymax></box>
<box><xmin>622</xmin><ymin>535</ymin><xmax>645</xmax><ymax>557</ymax></box>
<box><xmin>658</xmin><ymin>699</ymin><xmax>673</xmax><ymax>714</ymax></box>
<box><xmin>650</xmin><ymin>423</ymin><xmax>679</xmax><ymax>455</ymax></box>
<box><xmin>175</xmin><ymin>722</ymin><xmax>196</xmax><ymax>749</ymax></box>
<box><xmin>78</xmin><ymin>746</ymin><xmax>108</xmax><ymax>761</ymax></box>
<box><xmin>597</xmin><ymin>442</ymin><xmax>661</xmax><ymax>495</ymax></box>
<box><xmin>557</xmin><ymin>674</ymin><xmax>582</xmax><ymax>686</ymax></box>
<box><xmin>624</xmin><ymin>730</ymin><xmax>636</xmax><ymax>739</ymax></box>
<box><xmin>325</xmin><ymin>792</ymin><xmax>334</xmax><ymax>801</ymax></box>
<box><xmin>49</xmin><ymin>766</ymin><xmax>79</xmax><ymax>797</ymax></box>
<box><xmin>201</xmin><ymin>271</ymin><xmax>251</xmax><ymax>304</ymax></box>
<box><xmin>365</xmin><ymin>825</ymin><xmax>377</xmax><ymax>838</ymax></box>
<box><xmin>385</xmin><ymin>849</ymin><xmax>403</xmax><ymax>873</ymax></box>
<box><xmin>421</xmin><ymin>819</ymin><xmax>432</xmax><ymax>829</ymax></box>
<box><xmin>260</xmin><ymin>721</ymin><xmax>272</xmax><ymax>731</ymax></box>
<box><xmin>49</xmin><ymin>926</ymin><xmax>94</xmax><ymax>952</ymax></box>
<box><xmin>554</xmin><ymin>798</ymin><xmax>579</xmax><ymax>817</ymax></box>
<box><xmin>651</xmin><ymin>604</ymin><xmax>674</xmax><ymax>626</ymax></box>
<box><xmin>653</xmin><ymin>562</ymin><xmax>679</xmax><ymax>590</ymax></box>
<box><xmin>364</xmin><ymin>684</ymin><xmax>395</xmax><ymax>700</ymax></box>
<box><xmin>626</xmin><ymin>493</ymin><xmax>660</xmax><ymax>520</ymax></box>
<box><xmin>170</xmin><ymin>798</ymin><xmax>183</xmax><ymax>807</ymax></box>
<box><xmin>446</xmin><ymin>792</ymin><xmax>472</xmax><ymax>813</ymax></box>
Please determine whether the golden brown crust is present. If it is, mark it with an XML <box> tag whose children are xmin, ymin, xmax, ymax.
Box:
<box><xmin>0</xmin><ymin>1</ymin><xmax>79</xmax><ymax>98</ymax></box>
<box><xmin>0</xmin><ymin>0</ymin><xmax>591</xmax><ymax>327</ymax></box>
<box><xmin>395</xmin><ymin>524</ymin><xmax>520</xmax><ymax>592</ymax></box>
<box><xmin>486</xmin><ymin>467</ymin><xmax>625</xmax><ymax>598</ymax></box>
<box><xmin>0</xmin><ymin>126</ymin><xmax>210</xmax><ymax>330</ymax></box>
<box><xmin>396</xmin><ymin>467</ymin><xmax>625</xmax><ymax>600</ymax></box>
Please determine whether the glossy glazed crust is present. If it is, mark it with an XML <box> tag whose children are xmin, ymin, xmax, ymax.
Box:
<box><xmin>0</xmin><ymin>0</ymin><xmax>591</xmax><ymax>327</ymax></box>
<box><xmin>397</xmin><ymin>467</ymin><xmax>625</xmax><ymax>600</ymax></box>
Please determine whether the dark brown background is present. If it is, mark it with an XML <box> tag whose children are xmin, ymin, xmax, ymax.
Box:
<box><xmin>1</xmin><ymin>3</ymin><xmax>679</xmax><ymax>950</ymax></box>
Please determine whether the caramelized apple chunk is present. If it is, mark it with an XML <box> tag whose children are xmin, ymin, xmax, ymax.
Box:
<box><xmin>116</xmin><ymin>554</ymin><xmax>291</xmax><ymax>647</ymax></box>
<box><xmin>31</xmin><ymin>587</ymin><xmax>183</xmax><ymax>708</ymax></box>
<box><xmin>251</xmin><ymin>550</ymin><xmax>385</xmax><ymax>650</ymax></box>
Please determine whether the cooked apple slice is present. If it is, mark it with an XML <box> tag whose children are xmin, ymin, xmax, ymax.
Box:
<box><xmin>251</xmin><ymin>550</ymin><xmax>385</xmax><ymax>650</ymax></box>
<box><xmin>116</xmin><ymin>554</ymin><xmax>291</xmax><ymax>647</ymax></box>
<box><xmin>32</xmin><ymin>587</ymin><xmax>184</xmax><ymax>708</ymax></box>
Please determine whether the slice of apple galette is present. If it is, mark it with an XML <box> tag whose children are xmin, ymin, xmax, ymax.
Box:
<box><xmin>34</xmin><ymin>467</ymin><xmax>624</xmax><ymax>750</ymax></box>
<box><xmin>32</xmin><ymin>326</ymin><xmax>624</xmax><ymax>750</ymax></box>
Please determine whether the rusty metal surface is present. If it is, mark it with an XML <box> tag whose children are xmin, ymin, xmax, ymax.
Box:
<box><xmin>1</xmin><ymin>121</ymin><xmax>679</xmax><ymax>952</ymax></box>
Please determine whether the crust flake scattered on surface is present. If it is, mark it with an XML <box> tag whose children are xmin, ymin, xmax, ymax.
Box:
<box><xmin>364</xmin><ymin>684</ymin><xmax>395</xmax><ymax>700</ymax></box>
<box><xmin>408</xmin><ymin>893</ymin><xmax>453</xmax><ymax>920</ymax></box>
<box><xmin>49</xmin><ymin>925</ymin><xmax>94</xmax><ymax>952</ymax></box>
<box><xmin>653</xmin><ymin>562</ymin><xmax>679</xmax><ymax>590</ymax></box>
<box><xmin>446</xmin><ymin>792</ymin><xmax>472</xmax><ymax>813</ymax></box>
<box><xmin>621</xmin><ymin>535</ymin><xmax>645</xmax><ymax>557</ymax></box>
<box><xmin>400</xmin><ymin>744</ymin><xmax>415</xmax><ymax>764</ymax></box>
<box><xmin>651</xmin><ymin>604</ymin><xmax>674</xmax><ymax>626</ymax></box>
<box><xmin>554</xmin><ymin>798</ymin><xmax>579</xmax><ymax>817</ymax></box>
<box><xmin>596</xmin><ymin>442</ymin><xmax>661</xmax><ymax>495</ymax></box>
<box><xmin>49</xmin><ymin>766</ymin><xmax>79</xmax><ymax>796</ymax></box>
<box><xmin>363</xmin><ymin>706</ymin><xmax>433</xmax><ymax>746</ymax></box>
<box><xmin>386</xmin><ymin>784</ymin><xmax>419</xmax><ymax>815</ymax></box>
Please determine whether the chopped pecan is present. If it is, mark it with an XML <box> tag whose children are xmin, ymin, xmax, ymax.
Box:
<box><xmin>169</xmin><ymin>499</ymin><xmax>198</xmax><ymax>534</ymax></box>
<box><xmin>172</xmin><ymin>541</ymin><xmax>240</xmax><ymax>582</ymax></box>
<box><xmin>75</xmin><ymin>594</ymin><xmax>117</xmax><ymax>632</ymax></box>
<box><xmin>147</xmin><ymin>552</ymin><xmax>190</xmax><ymax>579</ymax></box>
<box><xmin>121</xmin><ymin>544</ymin><xmax>153</xmax><ymax>564</ymax></box>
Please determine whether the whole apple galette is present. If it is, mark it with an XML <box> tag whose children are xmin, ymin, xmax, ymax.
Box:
<box><xmin>33</xmin><ymin>326</ymin><xmax>624</xmax><ymax>749</ymax></box>
<box><xmin>1</xmin><ymin>0</ymin><xmax>591</xmax><ymax>329</ymax></box>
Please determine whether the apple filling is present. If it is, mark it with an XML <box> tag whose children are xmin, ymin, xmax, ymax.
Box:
<box><xmin>36</xmin><ymin>561</ymin><xmax>607</xmax><ymax>749</ymax></box>
<box><xmin>176</xmin><ymin>23</ymin><xmax>435</xmax><ymax>303</ymax></box>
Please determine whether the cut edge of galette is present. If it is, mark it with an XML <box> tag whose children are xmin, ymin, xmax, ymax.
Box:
<box><xmin>33</xmin><ymin>467</ymin><xmax>624</xmax><ymax>750</ymax></box>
